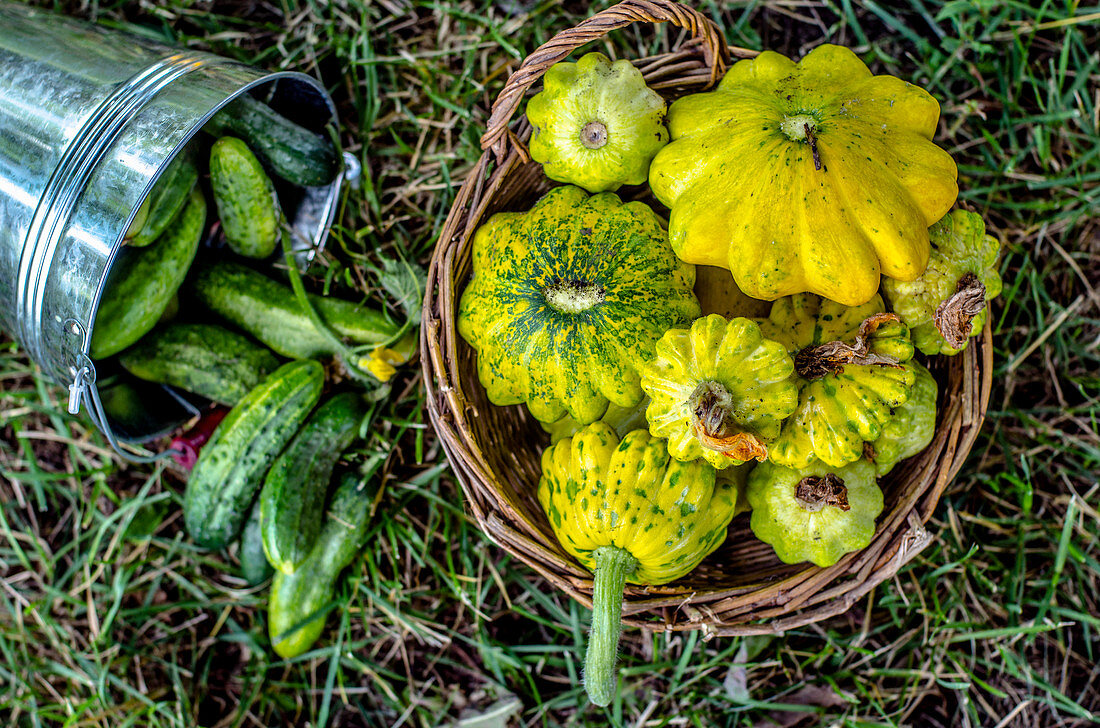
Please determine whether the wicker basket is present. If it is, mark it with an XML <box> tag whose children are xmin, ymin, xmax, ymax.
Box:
<box><xmin>421</xmin><ymin>0</ymin><xmax>993</xmax><ymax>636</ymax></box>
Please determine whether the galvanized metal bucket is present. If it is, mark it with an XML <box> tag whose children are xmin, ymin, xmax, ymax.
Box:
<box><xmin>0</xmin><ymin>2</ymin><xmax>353</xmax><ymax>459</ymax></box>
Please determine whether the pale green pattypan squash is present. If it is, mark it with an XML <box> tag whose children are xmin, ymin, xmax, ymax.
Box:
<box><xmin>870</xmin><ymin>360</ymin><xmax>938</xmax><ymax>476</ymax></box>
<box><xmin>748</xmin><ymin>458</ymin><xmax>883</xmax><ymax>567</ymax></box>
<box><xmin>883</xmin><ymin>210</ymin><xmax>1002</xmax><ymax>355</ymax></box>
<box><xmin>527</xmin><ymin>52</ymin><xmax>668</xmax><ymax>193</ymax></box>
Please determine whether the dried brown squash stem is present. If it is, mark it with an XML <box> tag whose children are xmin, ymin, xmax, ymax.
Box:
<box><xmin>795</xmin><ymin>313</ymin><xmax>904</xmax><ymax>379</ymax></box>
<box><xmin>804</xmin><ymin>123</ymin><xmax>822</xmax><ymax>171</ymax></box>
<box><xmin>796</xmin><ymin>474</ymin><xmax>850</xmax><ymax>512</ymax></box>
<box><xmin>687</xmin><ymin>381</ymin><xmax>768</xmax><ymax>462</ymax></box>
<box><xmin>934</xmin><ymin>272</ymin><xmax>986</xmax><ymax>349</ymax></box>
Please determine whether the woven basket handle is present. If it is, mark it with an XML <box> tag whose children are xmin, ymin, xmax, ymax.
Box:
<box><xmin>480</xmin><ymin>0</ymin><xmax>735</xmax><ymax>161</ymax></box>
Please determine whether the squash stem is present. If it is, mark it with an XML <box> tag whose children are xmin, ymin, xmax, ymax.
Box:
<box><xmin>780</xmin><ymin>114</ymin><xmax>822</xmax><ymax>171</ymax></box>
<box><xmin>804</xmin><ymin>123</ymin><xmax>822</xmax><ymax>171</ymax></box>
<box><xmin>794</xmin><ymin>313</ymin><xmax>903</xmax><ymax>379</ymax></box>
<box><xmin>795</xmin><ymin>474</ymin><xmax>850</xmax><ymax>512</ymax></box>
<box><xmin>933</xmin><ymin>272</ymin><xmax>986</xmax><ymax>349</ymax></box>
<box><xmin>580</xmin><ymin>121</ymin><xmax>609</xmax><ymax>149</ymax></box>
<box><xmin>585</xmin><ymin>546</ymin><xmax>638</xmax><ymax>707</ymax></box>
<box><xmin>686</xmin><ymin>381</ymin><xmax>768</xmax><ymax>461</ymax></box>
<box><xmin>544</xmin><ymin>279</ymin><xmax>605</xmax><ymax>314</ymax></box>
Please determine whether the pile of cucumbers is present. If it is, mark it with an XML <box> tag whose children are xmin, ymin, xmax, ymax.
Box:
<box><xmin>184</xmin><ymin>359</ymin><xmax>380</xmax><ymax>658</ymax></box>
<box><xmin>90</xmin><ymin>95</ymin><xmax>412</xmax><ymax>657</ymax></box>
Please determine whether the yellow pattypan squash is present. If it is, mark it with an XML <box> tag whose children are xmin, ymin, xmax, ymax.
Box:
<box><xmin>640</xmin><ymin>315</ymin><xmax>798</xmax><ymax>470</ymax></box>
<box><xmin>694</xmin><ymin>264</ymin><xmax>772</xmax><ymax>319</ymax></box>
<box><xmin>649</xmin><ymin>44</ymin><xmax>958</xmax><ymax>306</ymax></box>
<box><xmin>757</xmin><ymin>294</ymin><xmax>916</xmax><ymax>468</ymax></box>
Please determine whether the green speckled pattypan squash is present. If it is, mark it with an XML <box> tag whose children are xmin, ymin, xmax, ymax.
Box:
<box><xmin>640</xmin><ymin>314</ymin><xmax>798</xmax><ymax>470</ymax></box>
<box><xmin>758</xmin><ymin>294</ymin><xmax>916</xmax><ymax>469</ymax></box>
<box><xmin>527</xmin><ymin>52</ymin><xmax>668</xmax><ymax>193</ymax></box>
<box><xmin>870</xmin><ymin>360</ymin><xmax>938</xmax><ymax>476</ymax></box>
<box><xmin>648</xmin><ymin>43</ymin><xmax>958</xmax><ymax>307</ymax></box>
<box><xmin>882</xmin><ymin>209</ymin><xmax>1003</xmax><ymax>355</ymax></box>
<box><xmin>457</xmin><ymin>186</ymin><xmax>700</xmax><ymax>424</ymax></box>
<box><xmin>747</xmin><ymin>458</ymin><xmax>883</xmax><ymax>567</ymax></box>
<box><xmin>539</xmin><ymin>423</ymin><xmax>737</xmax><ymax>706</ymax></box>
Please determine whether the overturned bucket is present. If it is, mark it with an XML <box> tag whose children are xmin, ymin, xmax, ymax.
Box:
<box><xmin>0</xmin><ymin>2</ymin><xmax>352</xmax><ymax>456</ymax></box>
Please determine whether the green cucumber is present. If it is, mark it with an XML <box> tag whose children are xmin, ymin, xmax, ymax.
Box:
<box><xmin>128</xmin><ymin>149</ymin><xmax>199</xmax><ymax>248</ymax></box>
<box><xmin>124</xmin><ymin>194</ymin><xmax>150</xmax><ymax>241</ymax></box>
<box><xmin>188</xmin><ymin>261</ymin><xmax>401</xmax><ymax>359</ymax></box>
<box><xmin>260</xmin><ymin>392</ymin><xmax>366</xmax><ymax>574</ymax></box>
<box><xmin>209</xmin><ymin>137</ymin><xmax>282</xmax><ymax>259</ymax></box>
<box><xmin>268</xmin><ymin>469</ymin><xmax>378</xmax><ymax>658</ymax></box>
<box><xmin>183</xmin><ymin>359</ymin><xmax>324</xmax><ymax>549</ymax></box>
<box><xmin>207</xmin><ymin>95</ymin><xmax>338</xmax><ymax>187</ymax></box>
<box><xmin>91</xmin><ymin>188</ymin><xmax>206</xmax><ymax>359</ymax></box>
<box><xmin>240</xmin><ymin>499</ymin><xmax>273</xmax><ymax>585</ymax></box>
<box><xmin>118</xmin><ymin>323</ymin><xmax>280</xmax><ymax>406</ymax></box>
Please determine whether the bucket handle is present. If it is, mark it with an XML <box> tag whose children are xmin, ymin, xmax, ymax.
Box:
<box><xmin>64</xmin><ymin>319</ymin><xmax>179</xmax><ymax>465</ymax></box>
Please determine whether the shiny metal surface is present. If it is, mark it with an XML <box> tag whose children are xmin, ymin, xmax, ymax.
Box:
<box><xmin>0</xmin><ymin>1</ymin><xmax>343</xmax><ymax>451</ymax></box>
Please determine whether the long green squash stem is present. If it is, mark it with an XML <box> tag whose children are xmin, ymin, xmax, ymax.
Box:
<box><xmin>584</xmin><ymin>546</ymin><xmax>639</xmax><ymax>707</ymax></box>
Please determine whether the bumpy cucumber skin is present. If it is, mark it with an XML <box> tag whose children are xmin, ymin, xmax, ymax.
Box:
<box><xmin>208</xmin><ymin>95</ymin><xmax>338</xmax><ymax>187</ymax></box>
<box><xmin>129</xmin><ymin>149</ymin><xmax>198</xmax><ymax>247</ymax></box>
<box><xmin>183</xmin><ymin>360</ymin><xmax>324</xmax><ymax>550</ymax></box>
<box><xmin>91</xmin><ymin>188</ymin><xmax>206</xmax><ymax>359</ymax></box>
<box><xmin>240</xmin><ymin>499</ymin><xmax>273</xmax><ymax>585</ymax></box>
<box><xmin>260</xmin><ymin>392</ymin><xmax>366</xmax><ymax>574</ymax></box>
<box><xmin>118</xmin><ymin>323</ymin><xmax>280</xmax><ymax>406</ymax></box>
<box><xmin>268</xmin><ymin>470</ymin><xmax>377</xmax><ymax>658</ymax></box>
<box><xmin>188</xmin><ymin>261</ymin><xmax>400</xmax><ymax>359</ymax></box>
<box><xmin>210</xmin><ymin>136</ymin><xmax>282</xmax><ymax>259</ymax></box>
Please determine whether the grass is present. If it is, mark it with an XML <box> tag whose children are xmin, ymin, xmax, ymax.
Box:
<box><xmin>1</xmin><ymin>0</ymin><xmax>1098</xmax><ymax>726</ymax></box>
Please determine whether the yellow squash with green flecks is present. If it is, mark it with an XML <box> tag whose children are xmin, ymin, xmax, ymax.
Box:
<box><xmin>457</xmin><ymin>186</ymin><xmax>700</xmax><ymax>424</ymax></box>
<box><xmin>527</xmin><ymin>52</ymin><xmax>668</xmax><ymax>193</ymax></box>
<box><xmin>870</xmin><ymin>360</ymin><xmax>938</xmax><ymax>476</ymax></box>
<box><xmin>539</xmin><ymin>424</ymin><xmax>738</xmax><ymax>706</ymax></box>
<box><xmin>882</xmin><ymin>210</ymin><xmax>1003</xmax><ymax>355</ymax></box>
<box><xmin>747</xmin><ymin>458</ymin><xmax>883</xmax><ymax>567</ymax></box>
<box><xmin>649</xmin><ymin>44</ymin><xmax>958</xmax><ymax>306</ymax></box>
<box><xmin>758</xmin><ymin>294</ymin><xmax>916</xmax><ymax>469</ymax></box>
<box><xmin>717</xmin><ymin>462</ymin><xmax>755</xmax><ymax>517</ymax></box>
<box><xmin>640</xmin><ymin>315</ymin><xmax>798</xmax><ymax>469</ymax></box>
<box><xmin>541</xmin><ymin>399</ymin><xmax>650</xmax><ymax>444</ymax></box>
